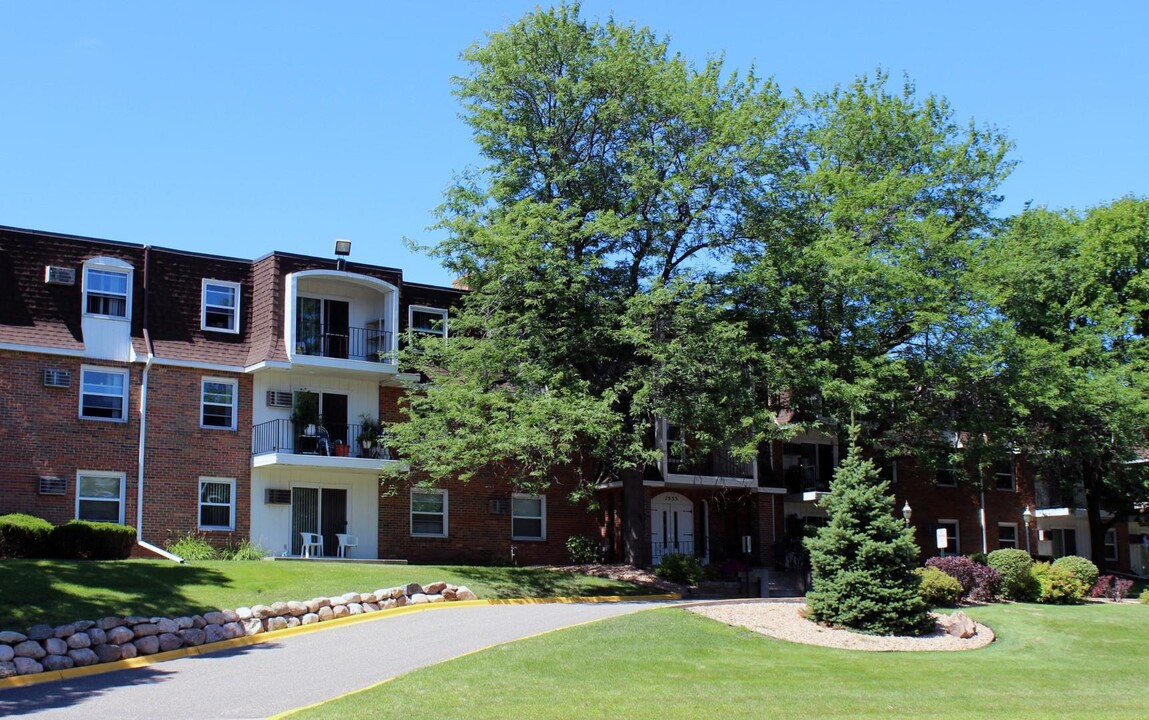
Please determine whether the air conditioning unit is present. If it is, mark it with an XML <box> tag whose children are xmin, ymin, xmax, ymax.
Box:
<box><xmin>39</xmin><ymin>476</ymin><xmax>67</xmax><ymax>495</ymax></box>
<box><xmin>266</xmin><ymin>390</ymin><xmax>293</xmax><ymax>408</ymax></box>
<box><xmin>489</xmin><ymin>499</ymin><xmax>509</xmax><ymax>515</ymax></box>
<box><xmin>265</xmin><ymin>488</ymin><xmax>291</xmax><ymax>505</ymax></box>
<box><xmin>43</xmin><ymin>368</ymin><xmax>72</xmax><ymax>388</ymax></box>
<box><xmin>44</xmin><ymin>265</ymin><xmax>76</xmax><ymax>286</ymax></box>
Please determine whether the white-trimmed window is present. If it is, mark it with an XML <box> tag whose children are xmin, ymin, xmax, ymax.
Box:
<box><xmin>80</xmin><ymin>366</ymin><xmax>128</xmax><ymax>422</ymax></box>
<box><xmin>936</xmin><ymin>520</ymin><xmax>960</xmax><ymax>555</ymax></box>
<box><xmin>994</xmin><ymin>458</ymin><xmax>1016</xmax><ymax>491</ymax></box>
<box><xmin>1104</xmin><ymin>528</ymin><xmax>1118</xmax><ymax>562</ymax></box>
<box><xmin>201</xmin><ymin>378</ymin><xmax>238</xmax><ymax>429</ymax></box>
<box><xmin>998</xmin><ymin>523</ymin><xmax>1018</xmax><ymax>550</ymax></box>
<box><xmin>202</xmin><ymin>280</ymin><xmax>241</xmax><ymax>333</ymax></box>
<box><xmin>411</xmin><ymin>489</ymin><xmax>447</xmax><ymax>537</ymax></box>
<box><xmin>511</xmin><ymin>494</ymin><xmax>546</xmax><ymax>540</ymax></box>
<box><xmin>199</xmin><ymin>477</ymin><xmax>236</xmax><ymax>530</ymax></box>
<box><xmin>76</xmin><ymin>472</ymin><xmax>126</xmax><ymax>524</ymax></box>
<box><xmin>83</xmin><ymin>264</ymin><xmax>131</xmax><ymax>319</ymax></box>
<box><xmin>409</xmin><ymin>306</ymin><xmax>448</xmax><ymax>337</ymax></box>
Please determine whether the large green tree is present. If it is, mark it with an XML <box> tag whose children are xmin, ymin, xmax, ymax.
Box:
<box><xmin>980</xmin><ymin>197</ymin><xmax>1149</xmax><ymax>565</ymax></box>
<box><xmin>390</xmin><ymin>4</ymin><xmax>786</xmax><ymax>560</ymax></box>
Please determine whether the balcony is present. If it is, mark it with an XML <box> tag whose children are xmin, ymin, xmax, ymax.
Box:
<box><xmin>295</xmin><ymin>326</ymin><xmax>394</xmax><ymax>364</ymax></box>
<box><xmin>251</xmin><ymin>419</ymin><xmax>399</xmax><ymax>470</ymax></box>
<box><xmin>666</xmin><ymin>451</ymin><xmax>756</xmax><ymax>489</ymax></box>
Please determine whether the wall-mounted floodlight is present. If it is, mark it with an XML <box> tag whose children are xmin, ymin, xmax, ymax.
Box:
<box><xmin>334</xmin><ymin>239</ymin><xmax>352</xmax><ymax>256</ymax></box>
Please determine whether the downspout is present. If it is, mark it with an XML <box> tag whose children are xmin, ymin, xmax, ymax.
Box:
<box><xmin>979</xmin><ymin>476</ymin><xmax>988</xmax><ymax>554</ymax></box>
<box><xmin>135</xmin><ymin>246</ymin><xmax>184</xmax><ymax>563</ymax></box>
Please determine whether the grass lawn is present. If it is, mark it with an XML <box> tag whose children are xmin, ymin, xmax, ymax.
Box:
<box><xmin>0</xmin><ymin>560</ymin><xmax>651</xmax><ymax>631</ymax></box>
<box><xmin>287</xmin><ymin>602</ymin><xmax>1149</xmax><ymax>719</ymax></box>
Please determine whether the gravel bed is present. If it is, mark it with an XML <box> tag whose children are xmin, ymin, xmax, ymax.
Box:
<box><xmin>687</xmin><ymin>601</ymin><xmax>994</xmax><ymax>652</ymax></box>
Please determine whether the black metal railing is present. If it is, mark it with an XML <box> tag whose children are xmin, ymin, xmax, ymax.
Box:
<box><xmin>652</xmin><ymin>540</ymin><xmax>696</xmax><ymax>561</ymax></box>
<box><xmin>252</xmin><ymin>419</ymin><xmax>381</xmax><ymax>457</ymax></box>
<box><xmin>295</xmin><ymin>327</ymin><xmax>393</xmax><ymax>363</ymax></box>
<box><xmin>669</xmin><ymin>450</ymin><xmax>754</xmax><ymax>480</ymax></box>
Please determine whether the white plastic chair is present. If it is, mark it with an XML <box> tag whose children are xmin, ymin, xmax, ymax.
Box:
<box><xmin>300</xmin><ymin>532</ymin><xmax>323</xmax><ymax>558</ymax></box>
<box><xmin>336</xmin><ymin>533</ymin><xmax>359</xmax><ymax>558</ymax></box>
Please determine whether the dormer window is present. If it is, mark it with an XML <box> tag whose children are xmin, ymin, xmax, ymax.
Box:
<box><xmin>202</xmin><ymin>280</ymin><xmax>241</xmax><ymax>333</ymax></box>
<box><xmin>83</xmin><ymin>266</ymin><xmax>130</xmax><ymax>319</ymax></box>
<box><xmin>410</xmin><ymin>306</ymin><xmax>448</xmax><ymax>337</ymax></box>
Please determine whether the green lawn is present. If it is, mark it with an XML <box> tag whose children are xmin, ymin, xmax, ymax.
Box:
<box><xmin>287</xmin><ymin>602</ymin><xmax>1149</xmax><ymax>719</ymax></box>
<box><xmin>0</xmin><ymin>560</ymin><xmax>652</xmax><ymax>631</ymax></box>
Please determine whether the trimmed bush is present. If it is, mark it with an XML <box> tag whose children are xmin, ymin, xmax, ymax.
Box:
<box><xmin>1140</xmin><ymin>589</ymin><xmax>1149</xmax><ymax>605</ymax></box>
<box><xmin>0</xmin><ymin>513</ymin><xmax>55</xmax><ymax>558</ymax></box>
<box><xmin>654</xmin><ymin>552</ymin><xmax>703</xmax><ymax>585</ymax></box>
<box><xmin>987</xmin><ymin>548</ymin><xmax>1038</xmax><ymax>601</ymax></box>
<box><xmin>925</xmin><ymin>555</ymin><xmax>1002</xmax><ymax>603</ymax></box>
<box><xmin>565</xmin><ymin>534</ymin><xmax>596</xmax><ymax>564</ymax></box>
<box><xmin>1090</xmin><ymin>575</ymin><xmax>1135</xmax><ymax>602</ymax></box>
<box><xmin>916</xmin><ymin>566</ymin><xmax>962</xmax><ymax>608</ymax></box>
<box><xmin>1052</xmin><ymin>555</ymin><xmax>1099</xmax><ymax>590</ymax></box>
<box><xmin>52</xmin><ymin>520</ymin><xmax>136</xmax><ymax>559</ymax></box>
<box><xmin>1032</xmin><ymin>561</ymin><xmax>1088</xmax><ymax>604</ymax></box>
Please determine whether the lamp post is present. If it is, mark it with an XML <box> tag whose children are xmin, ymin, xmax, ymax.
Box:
<box><xmin>1022</xmin><ymin>505</ymin><xmax>1033</xmax><ymax>554</ymax></box>
<box><xmin>901</xmin><ymin>500</ymin><xmax>913</xmax><ymax>526</ymax></box>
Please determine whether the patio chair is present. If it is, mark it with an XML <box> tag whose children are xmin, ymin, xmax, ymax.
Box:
<box><xmin>300</xmin><ymin>532</ymin><xmax>323</xmax><ymax>558</ymax></box>
<box><xmin>336</xmin><ymin>533</ymin><xmax>359</xmax><ymax>558</ymax></box>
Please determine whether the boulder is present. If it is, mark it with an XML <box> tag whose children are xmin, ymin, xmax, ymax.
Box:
<box><xmin>178</xmin><ymin>629</ymin><xmax>206</xmax><ymax>647</ymax></box>
<box><xmin>132</xmin><ymin>623</ymin><xmax>160</xmax><ymax>638</ymax></box>
<box><xmin>13</xmin><ymin>640</ymin><xmax>46</xmax><ymax>659</ymax></box>
<box><xmin>86</xmin><ymin>628</ymin><xmax>107</xmax><ymax>646</ymax></box>
<box><xmin>939</xmin><ymin>611</ymin><xmax>978</xmax><ymax>639</ymax></box>
<box><xmin>251</xmin><ymin>605</ymin><xmax>273</xmax><ymax>620</ymax></box>
<box><xmin>393</xmin><ymin>595</ymin><xmax>408</xmax><ymax>608</ymax></box>
<box><xmin>73</xmin><ymin>620</ymin><xmax>95</xmax><ymax>632</ymax></box>
<box><xmin>155</xmin><ymin>618</ymin><xmax>179</xmax><ymax>634</ymax></box>
<box><xmin>266</xmin><ymin>617</ymin><xmax>288</xmax><ymax>632</ymax></box>
<box><xmin>341</xmin><ymin>592</ymin><xmax>362</xmax><ymax>604</ymax></box>
<box><xmin>427</xmin><ymin>594</ymin><xmax>445</xmax><ymax>603</ymax></box>
<box><xmin>409</xmin><ymin>593</ymin><xmax>430</xmax><ymax>605</ymax></box>
<box><xmin>317</xmin><ymin>606</ymin><xmax>334</xmax><ymax>622</ymax></box>
<box><xmin>442</xmin><ymin>588</ymin><xmax>458</xmax><ymax>601</ymax></box>
<box><xmin>455</xmin><ymin>586</ymin><xmax>478</xmax><ymax>601</ymax></box>
<box><xmin>360</xmin><ymin>592</ymin><xmax>378</xmax><ymax>604</ymax></box>
<box><xmin>221</xmin><ymin>610</ymin><xmax>241</xmax><ymax>624</ymax></box>
<box><xmin>332</xmin><ymin>604</ymin><xmax>350</xmax><ymax>619</ymax></box>
<box><xmin>284</xmin><ymin>616</ymin><xmax>301</xmax><ymax>629</ymax></box>
<box><xmin>96</xmin><ymin>617</ymin><xmax>123</xmax><ymax>631</ymax></box>
<box><xmin>192</xmin><ymin>615</ymin><xmax>207</xmax><ymax>629</ymax></box>
<box><xmin>13</xmin><ymin>656</ymin><xmax>43</xmax><ymax>675</ymax></box>
<box><xmin>66</xmin><ymin>632</ymin><xmax>92</xmax><ymax>650</ymax></box>
<box><xmin>26</xmin><ymin>624</ymin><xmax>53</xmax><ymax>641</ymax></box>
<box><xmin>67</xmin><ymin>648</ymin><xmax>100</xmax><ymax>667</ymax></box>
<box><xmin>118</xmin><ymin>643</ymin><xmax>138</xmax><ymax>660</ymax></box>
<box><xmin>301</xmin><ymin>613</ymin><xmax>319</xmax><ymax>625</ymax></box>
<box><xmin>106</xmin><ymin>626</ymin><xmax>135</xmax><ymax>645</ymax></box>
<box><xmin>123</xmin><ymin>616</ymin><xmax>150</xmax><ymax>625</ymax></box>
<box><xmin>0</xmin><ymin>630</ymin><xmax>27</xmax><ymax>644</ymax></box>
<box><xmin>362</xmin><ymin>602</ymin><xmax>380</xmax><ymax>613</ymax></box>
<box><xmin>93</xmin><ymin>644</ymin><xmax>123</xmax><ymax>663</ymax></box>
<box><xmin>425</xmin><ymin>581</ymin><xmax>449</xmax><ymax>594</ymax></box>
<box><xmin>43</xmin><ymin>638</ymin><xmax>68</xmax><ymax>656</ymax></box>
<box><xmin>43</xmin><ymin>654</ymin><xmax>74</xmax><ymax>671</ymax></box>
<box><xmin>203</xmin><ymin>625</ymin><xmax>226</xmax><ymax>644</ymax></box>
<box><xmin>0</xmin><ymin>661</ymin><xmax>17</xmax><ymax>678</ymax></box>
<box><xmin>404</xmin><ymin>582</ymin><xmax>424</xmax><ymax>597</ymax></box>
<box><xmin>269</xmin><ymin>602</ymin><xmax>290</xmax><ymax>617</ymax></box>
<box><xmin>53</xmin><ymin>623</ymin><xmax>76</xmax><ymax>639</ymax></box>
<box><xmin>0</xmin><ymin>645</ymin><xmax>13</xmax><ymax>663</ymax></box>
<box><xmin>287</xmin><ymin>601</ymin><xmax>309</xmax><ymax>617</ymax></box>
<box><xmin>202</xmin><ymin>611</ymin><xmax>228</xmax><ymax>626</ymax></box>
<box><xmin>158</xmin><ymin>633</ymin><xmax>183</xmax><ymax>652</ymax></box>
<box><xmin>242</xmin><ymin>618</ymin><xmax>264</xmax><ymax>636</ymax></box>
<box><xmin>347</xmin><ymin>603</ymin><xmax>364</xmax><ymax>615</ymax></box>
<box><xmin>133</xmin><ymin>636</ymin><xmax>160</xmax><ymax>655</ymax></box>
<box><xmin>234</xmin><ymin>608</ymin><xmax>253</xmax><ymax>622</ymax></box>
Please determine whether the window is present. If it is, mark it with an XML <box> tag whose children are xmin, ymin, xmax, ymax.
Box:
<box><xmin>411</xmin><ymin>489</ymin><xmax>447</xmax><ymax>537</ymax></box>
<box><xmin>409</xmin><ymin>306</ymin><xmax>448</xmax><ymax>337</ymax></box>
<box><xmin>936</xmin><ymin>520</ymin><xmax>959</xmax><ymax>555</ymax></box>
<box><xmin>201</xmin><ymin>378</ymin><xmax>238</xmax><ymax>429</ymax></box>
<box><xmin>1104</xmin><ymin>528</ymin><xmax>1118</xmax><ymax>562</ymax></box>
<box><xmin>1050</xmin><ymin>528</ymin><xmax>1077</xmax><ymax>558</ymax></box>
<box><xmin>80</xmin><ymin>367</ymin><xmax>128</xmax><ymax>421</ymax></box>
<box><xmin>998</xmin><ymin>523</ymin><xmax>1018</xmax><ymax>549</ymax></box>
<box><xmin>511</xmin><ymin>494</ymin><xmax>546</xmax><ymax>540</ymax></box>
<box><xmin>76</xmin><ymin>472</ymin><xmax>125</xmax><ymax>523</ymax></box>
<box><xmin>202</xmin><ymin>280</ymin><xmax>241</xmax><ymax>333</ymax></box>
<box><xmin>994</xmin><ymin>458</ymin><xmax>1016</xmax><ymax>491</ymax></box>
<box><xmin>935</xmin><ymin>454</ymin><xmax>960</xmax><ymax>487</ymax></box>
<box><xmin>199</xmin><ymin>478</ymin><xmax>236</xmax><ymax>530</ymax></box>
<box><xmin>83</xmin><ymin>266</ymin><xmax>130</xmax><ymax>318</ymax></box>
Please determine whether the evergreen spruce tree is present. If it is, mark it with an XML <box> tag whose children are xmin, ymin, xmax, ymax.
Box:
<box><xmin>804</xmin><ymin>438</ymin><xmax>932</xmax><ymax>635</ymax></box>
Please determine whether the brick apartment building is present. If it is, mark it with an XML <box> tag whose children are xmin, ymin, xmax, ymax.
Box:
<box><xmin>0</xmin><ymin>225</ymin><xmax>1137</xmax><ymax>573</ymax></box>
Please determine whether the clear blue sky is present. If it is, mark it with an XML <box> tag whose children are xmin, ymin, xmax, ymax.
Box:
<box><xmin>2</xmin><ymin>1</ymin><xmax>1145</xmax><ymax>287</ymax></box>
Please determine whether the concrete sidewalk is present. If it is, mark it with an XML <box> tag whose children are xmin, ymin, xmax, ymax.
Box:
<box><xmin>0</xmin><ymin>600</ymin><xmax>668</xmax><ymax>719</ymax></box>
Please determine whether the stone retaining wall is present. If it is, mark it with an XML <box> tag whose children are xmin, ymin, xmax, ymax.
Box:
<box><xmin>0</xmin><ymin>581</ymin><xmax>476</xmax><ymax>679</ymax></box>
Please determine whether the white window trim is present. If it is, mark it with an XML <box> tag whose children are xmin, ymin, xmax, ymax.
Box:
<box><xmin>410</xmin><ymin>488</ymin><xmax>448</xmax><ymax>537</ymax></box>
<box><xmin>79</xmin><ymin>365</ymin><xmax>129</xmax><ymax>423</ymax></box>
<box><xmin>408</xmin><ymin>305</ymin><xmax>449</xmax><ymax>338</ymax></box>
<box><xmin>937</xmin><ymin>519</ymin><xmax>960</xmax><ymax>555</ymax></box>
<box><xmin>75</xmin><ymin>471</ymin><xmax>126</xmax><ymax>524</ymax></box>
<box><xmin>201</xmin><ymin>279</ymin><xmax>241</xmax><ymax>334</ymax></box>
<box><xmin>511</xmin><ymin>493</ymin><xmax>547</xmax><ymax>541</ymax></box>
<box><xmin>1104</xmin><ymin>528</ymin><xmax>1118</xmax><ymax>562</ymax></box>
<box><xmin>198</xmin><ymin>477</ymin><xmax>236</xmax><ymax>531</ymax></box>
<box><xmin>82</xmin><ymin>257</ymin><xmax>133</xmax><ymax>321</ymax></box>
<box><xmin>201</xmin><ymin>377</ymin><xmax>238</xmax><ymax>430</ymax></box>
<box><xmin>998</xmin><ymin>522</ymin><xmax>1019</xmax><ymax>550</ymax></box>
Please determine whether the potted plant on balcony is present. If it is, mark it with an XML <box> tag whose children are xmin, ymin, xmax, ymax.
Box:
<box><xmin>358</xmin><ymin>414</ymin><xmax>382</xmax><ymax>457</ymax></box>
<box><xmin>292</xmin><ymin>392</ymin><xmax>321</xmax><ymax>436</ymax></box>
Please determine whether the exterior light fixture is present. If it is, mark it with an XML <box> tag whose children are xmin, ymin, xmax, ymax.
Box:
<box><xmin>901</xmin><ymin>500</ymin><xmax>912</xmax><ymax>526</ymax></box>
<box><xmin>1022</xmin><ymin>505</ymin><xmax>1033</xmax><ymax>554</ymax></box>
<box><xmin>334</xmin><ymin>239</ymin><xmax>352</xmax><ymax>256</ymax></box>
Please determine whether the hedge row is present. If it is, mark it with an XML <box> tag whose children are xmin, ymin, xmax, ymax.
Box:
<box><xmin>0</xmin><ymin>514</ymin><xmax>135</xmax><ymax>560</ymax></box>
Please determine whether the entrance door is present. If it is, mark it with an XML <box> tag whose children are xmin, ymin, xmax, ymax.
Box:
<box><xmin>321</xmin><ymin>393</ymin><xmax>348</xmax><ymax>446</ymax></box>
<box><xmin>290</xmin><ymin>486</ymin><xmax>348</xmax><ymax>557</ymax></box>
<box><xmin>650</xmin><ymin>492</ymin><xmax>694</xmax><ymax>566</ymax></box>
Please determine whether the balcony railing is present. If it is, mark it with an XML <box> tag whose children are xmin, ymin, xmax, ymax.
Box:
<box><xmin>652</xmin><ymin>540</ymin><xmax>696</xmax><ymax>565</ymax></box>
<box><xmin>295</xmin><ymin>326</ymin><xmax>393</xmax><ymax>363</ymax></box>
<box><xmin>668</xmin><ymin>450</ymin><xmax>754</xmax><ymax>480</ymax></box>
<box><xmin>252</xmin><ymin>419</ymin><xmax>397</xmax><ymax>458</ymax></box>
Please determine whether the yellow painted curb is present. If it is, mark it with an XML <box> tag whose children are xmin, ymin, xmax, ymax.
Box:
<box><xmin>0</xmin><ymin>593</ymin><xmax>680</xmax><ymax>690</ymax></box>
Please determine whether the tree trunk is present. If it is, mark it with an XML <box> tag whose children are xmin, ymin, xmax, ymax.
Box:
<box><xmin>1082</xmin><ymin>460</ymin><xmax>1107</xmax><ymax>568</ymax></box>
<box><xmin>621</xmin><ymin>468</ymin><xmax>648</xmax><ymax>566</ymax></box>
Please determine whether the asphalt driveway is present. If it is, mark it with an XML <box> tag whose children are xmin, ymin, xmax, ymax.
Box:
<box><xmin>0</xmin><ymin>601</ymin><xmax>667</xmax><ymax>719</ymax></box>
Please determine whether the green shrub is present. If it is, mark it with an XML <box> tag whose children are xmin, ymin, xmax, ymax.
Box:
<box><xmin>1032</xmin><ymin>561</ymin><xmax>1088</xmax><ymax>604</ymax></box>
<box><xmin>916</xmin><ymin>566</ymin><xmax>962</xmax><ymax>608</ymax></box>
<box><xmin>0</xmin><ymin>513</ymin><xmax>55</xmax><ymax>558</ymax></box>
<box><xmin>565</xmin><ymin>534</ymin><xmax>596</xmax><ymax>564</ymax></box>
<box><xmin>52</xmin><ymin>520</ymin><xmax>136</xmax><ymax>559</ymax></box>
<box><xmin>654</xmin><ymin>552</ymin><xmax>703</xmax><ymax>585</ymax></box>
<box><xmin>987</xmin><ymin>548</ymin><xmax>1038</xmax><ymax>601</ymax></box>
<box><xmin>219</xmin><ymin>538</ymin><xmax>267</xmax><ymax>561</ymax></box>
<box><xmin>1141</xmin><ymin>589</ymin><xmax>1149</xmax><ymax>605</ymax></box>
<box><xmin>967</xmin><ymin>552</ymin><xmax>988</xmax><ymax>566</ymax></box>
<box><xmin>166</xmin><ymin>532</ymin><xmax>218</xmax><ymax>561</ymax></box>
<box><xmin>1052</xmin><ymin>555</ymin><xmax>1100</xmax><ymax>590</ymax></box>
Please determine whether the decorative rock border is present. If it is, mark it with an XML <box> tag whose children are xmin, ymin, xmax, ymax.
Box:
<box><xmin>0</xmin><ymin>581</ymin><xmax>476</xmax><ymax>679</ymax></box>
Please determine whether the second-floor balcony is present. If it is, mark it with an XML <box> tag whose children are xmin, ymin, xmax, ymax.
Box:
<box><xmin>251</xmin><ymin>419</ymin><xmax>400</xmax><ymax>469</ymax></box>
<box><xmin>295</xmin><ymin>326</ymin><xmax>393</xmax><ymax>364</ymax></box>
<box><xmin>666</xmin><ymin>450</ymin><xmax>756</xmax><ymax>488</ymax></box>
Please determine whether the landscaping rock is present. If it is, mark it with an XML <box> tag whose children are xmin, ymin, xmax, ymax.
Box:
<box><xmin>287</xmin><ymin>601</ymin><xmax>308</xmax><ymax>617</ymax></box>
<box><xmin>332</xmin><ymin>604</ymin><xmax>350</xmax><ymax>619</ymax></box>
<box><xmin>251</xmin><ymin>605</ymin><xmax>273</xmax><ymax>620</ymax></box>
<box><xmin>269</xmin><ymin>602</ymin><xmax>290</xmax><ymax>617</ymax></box>
<box><xmin>73</xmin><ymin>620</ymin><xmax>95</xmax><ymax>632</ymax></box>
<box><xmin>133</xmin><ymin>636</ymin><xmax>160</xmax><ymax>655</ymax></box>
<box><xmin>118</xmin><ymin>643</ymin><xmax>138</xmax><ymax>659</ymax></box>
<box><xmin>26</xmin><ymin>624</ymin><xmax>53</xmax><ymax>641</ymax></box>
<box><xmin>175</xmin><ymin>615</ymin><xmax>196</xmax><ymax>629</ymax></box>
<box><xmin>404</xmin><ymin>583</ymin><xmax>424</xmax><ymax>596</ymax></box>
<box><xmin>43</xmin><ymin>637</ymin><xmax>68</xmax><ymax>656</ymax></box>
<box><xmin>0</xmin><ymin>645</ymin><xmax>13</xmax><ymax>663</ymax></box>
<box><xmin>409</xmin><ymin>593</ymin><xmax>429</xmax><ymax>605</ymax></box>
<box><xmin>284</xmin><ymin>616</ymin><xmax>301</xmax><ymax>629</ymax></box>
<box><xmin>234</xmin><ymin>608</ymin><xmax>253</xmax><ymax>621</ymax></box>
<box><xmin>14</xmin><ymin>657</ymin><xmax>43</xmax><ymax>675</ymax></box>
<box><xmin>242</xmin><ymin>618</ymin><xmax>263</xmax><ymax>636</ymax></box>
<box><xmin>13</xmin><ymin>640</ymin><xmax>46</xmax><ymax>659</ymax></box>
<box><xmin>456</xmin><ymin>586</ymin><xmax>477</xmax><ymax>601</ymax></box>
<box><xmin>221</xmin><ymin>610</ymin><xmax>241</xmax><ymax>623</ymax></box>
<box><xmin>192</xmin><ymin>615</ymin><xmax>207</xmax><ymax>629</ymax></box>
<box><xmin>66</xmin><ymin>632</ymin><xmax>91</xmax><ymax>650</ymax></box>
<box><xmin>158</xmin><ymin>633</ymin><xmax>183</xmax><ymax>652</ymax></box>
<box><xmin>67</xmin><ymin>648</ymin><xmax>99</xmax><ymax>667</ymax></box>
<box><xmin>301</xmin><ymin>613</ymin><xmax>319</xmax><ymax>625</ymax></box>
<box><xmin>202</xmin><ymin>611</ymin><xmax>228</xmax><ymax>626</ymax></box>
<box><xmin>178</xmin><ymin>629</ymin><xmax>206</xmax><ymax>646</ymax></box>
<box><xmin>155</xmin><ymin>618</ymin><xmax>179</xmax><ymax>634</ymax></box>
<box><xmin>106</xmin><ymin>626</ymin><xmax>134</xmax><ymax>645</ymax></box>
<box><xmin>347</xmin><ymin>603</ymin><xmax>364</xmax><ymax>615</ymax></box>
<box><xmin>93</xmin><ymin>644</ymin><xmax>122</xmax><ymax>663</ymax></box>
<box><xmin>362</xmin><ymin>602</ymin><xmax>380</xmax><ymax>613</ymax></box>
<box><xmin>317</xmin><ymin>606</ymin><xmax>334</xmax><ymax>622</ymax></box>
<box><xmin>442</xmin><ymin>588</ymin><xmax>458</xmax><ymax>601</ymax></box>
<box><xmin>86</xmin><ymin>628</ymin><xmax>107</xmax><ymax>646</ymax></box>
<box><xmin>0</xmin><ymin>631</ymin><xmax>27</xmax><ymax>644</ymax></box>
<box><xmin>939</xmin><ymin>611</ymin><xmax>978</xmax><ymax>639</ymax></box>
<box><xmin>203</xmin><ymin>625</ymin><xmax>226</xmax><ymax>644</ymax></box>
<box><xmin>133</xmin><ymin>623</ymin><xmax>160</xmax><ymax>638</ymax></box>
<box><xmin>425</xmin><ymin>581</ymin><xmax>449</xmax><ymax>594</ymax></box>
<box><xmin>43</xmin><ymin>654</ymin><xmax>74</xmax><ymax>671</ymax></box>
<box><xmin>0</xmin><ymin>661</ymin><xmax>17</xmax><ymax>678</ymax></box>
<box><xmin>97</xmin><ymin>617</ymin><xmax>123</xmax><ymax>631</ymax></box>
<box><xmin>53</xmin><ymin>623</ymin><xmax>76</xmax><ymax>639</ymax></box>
<box><xmin>266</xmin><ymin>617</ymin><xmax>288</xmax><ymax>632</ymax></box>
